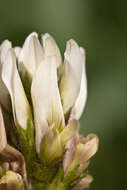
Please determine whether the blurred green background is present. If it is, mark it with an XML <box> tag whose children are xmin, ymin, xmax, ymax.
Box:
<box><xmin>0</xmin><ymin>0</ymin><xmax>127</xmax><ymax>189</ymax></box>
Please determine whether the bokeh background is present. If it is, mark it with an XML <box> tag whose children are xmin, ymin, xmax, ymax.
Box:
<box><xmin>0</xmin><ymin>0</ymin><xmax>127</xmax><ymax>189</ymax></box>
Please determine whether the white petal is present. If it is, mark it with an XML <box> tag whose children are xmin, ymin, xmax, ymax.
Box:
<box><xmin>0</xmin><ymin>106</ymin><xmax>7</xmax><ymax>152</ymax></box>
<box><xmin>0</xmin><ymin>40</ymin><xmax>12</xmax><ymax>64</ymax></box>
<box><xmin>71</xmin><ymin>48</ymin><xmax>87</xmax><ymax>120</ymax></box>
<box><xmin>18</xmin><ymin>32</ymin><xmax>44</xmax><ymax>78</ymax></box>
<box><xmin>59</xmin><ymin>40</ymin><xmax>83</xmax><ymax>114</ymax></box>
<box><xmin>14</xmin><ymin>47</ymin><xmax>21</xmax><ymax>58</ymax></box>
<box><xmin>42</xmin><ymin>33</ymin><xmax>62</xmax><ymax>68</ymax></box>
<box><xmin>0</xmin><ymin>40</ymin><xmax>12</xmax><ymax>111</ymax></box>
<box><xmin>31</xmin><ymin>56</ymin><xmax>65</xmax><ymax>153</ymax></box>
<box><xmin>0</xmin><ymin>71</ymin><xmax>11</xmax><ymax>112</ymax></box>
<box><xmin>2</xmin><ymin>48</ymin><xmax>31</xmax><ymax>130</ymax></box>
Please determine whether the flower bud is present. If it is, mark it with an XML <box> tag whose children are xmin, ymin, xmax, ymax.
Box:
<box><xmin>66</xmin><ymin>134</ymin><xmax>99</xmax><ymax>174</ymax></box>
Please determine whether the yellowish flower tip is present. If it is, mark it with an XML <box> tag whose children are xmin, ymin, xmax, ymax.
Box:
<box><xmin>64</xmin><ymin>39</ymin><xmax>78</xmax><ymax>61</ymax></box>
<box><xmin>42</xmin><ymin>33</ymin><xmax>51</xmax><ymax>41</ymax></box>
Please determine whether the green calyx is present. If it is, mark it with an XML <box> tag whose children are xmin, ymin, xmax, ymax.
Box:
<box><xmin>17</xmin><ymin>115</ymin><xmax>35</xmax><ymax>174</ymax></box>
<box><xmin>31</xmin><ymin>164</ymin><xmax>80</xmax><ymax>190</ymax></box>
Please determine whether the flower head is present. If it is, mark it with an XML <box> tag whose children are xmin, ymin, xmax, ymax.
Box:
<box><xmin>0</xmin><ymin>32</ymin><xmax>98</xmax><ymax>190</ymax></box>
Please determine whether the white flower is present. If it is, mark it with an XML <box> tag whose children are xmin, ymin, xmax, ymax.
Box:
<box><xmin>0</xmin><ymin>32</ymin><xmax>87</xmax><ymax>156</ymax></box>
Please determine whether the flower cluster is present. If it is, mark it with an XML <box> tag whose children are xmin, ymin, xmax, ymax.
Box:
<box><xmin>0</xmin><ymin>33</ymin><xmax>99</xmax><ymax>190</ymax></box>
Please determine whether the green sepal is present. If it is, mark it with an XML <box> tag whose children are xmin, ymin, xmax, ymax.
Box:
<box><xmin>47</xmin><ymin>166</ymin><xmax>64</xmax><ymax>190</ymax></box>
<box><xmin>17</xmin><ymin>114</ymin><xmax>35</xmax><ymax>173</ymax></box>
<box><xmin>59</xmin><ymin>165</ymin><xmax>79</xmax><ymax>190</ymax></box>
<box><xmin>30</xmin><ymin>164</ymin><xmax>64</xmax><ymax>190</ymax></box>
<box><xmin>46</xmin><ymin>166</ymin><xmax>80</xmax><ymax>190</ymax></box>
<box><xmin>64</xmin><ymin>107</ymin><xmax>72</xmax><ymax>124</ymax></box>
<box><xmin>31</xmin><ymin>162</ymin><xmax>58</xmax><ymax>183</ymax></box>
<box><xmin>30</xmin><ymin>177</ymin><xmax>49</xmax><ymax>190</ymax></box>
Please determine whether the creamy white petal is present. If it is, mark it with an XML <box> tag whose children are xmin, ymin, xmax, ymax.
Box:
<box><xmin>2</xmin><ymin>48</ymin><xmax>31</xmax><ymax>130</ymax></box>
<box><xmin>0</xmin><ymin>40</ymin><xmax>12</xmax><ymax>111</ymax></box>
<box><xmin>0</xmin><ymin>68</ymin><xmax>11</xmax><ymax>112</ymax></box>
<box><xmin>18</xmin><ymin>32</ymin><xmax>44</xmax><ymax>78</ymax></box>
<box><xmin>31</xmin><ymin>56</ymin><xmax>65</xmax><ymax>153</ymax></box>
<box><xmin>0</xmin><ymin>40</ymin><xmax>12</xmax><ymax>64</ymax></box>
<box><xmin>14</xmin><ymin>47</ymin><xmax>21</xmax><ymax>58</ymax></box>
<box><xmin>42</xmin><ymin>33</ymin><xmax>62</xmax><ymax>68</ymax></box>
<box><xmin>71</xmin><ymin>48</ymin><xmax>87</xmax><ymax>120</ymax></box>
<box><xmin>59</xmin><ymin>40</ymin><xmax>83</xmax><ymax>114</ymax></box>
